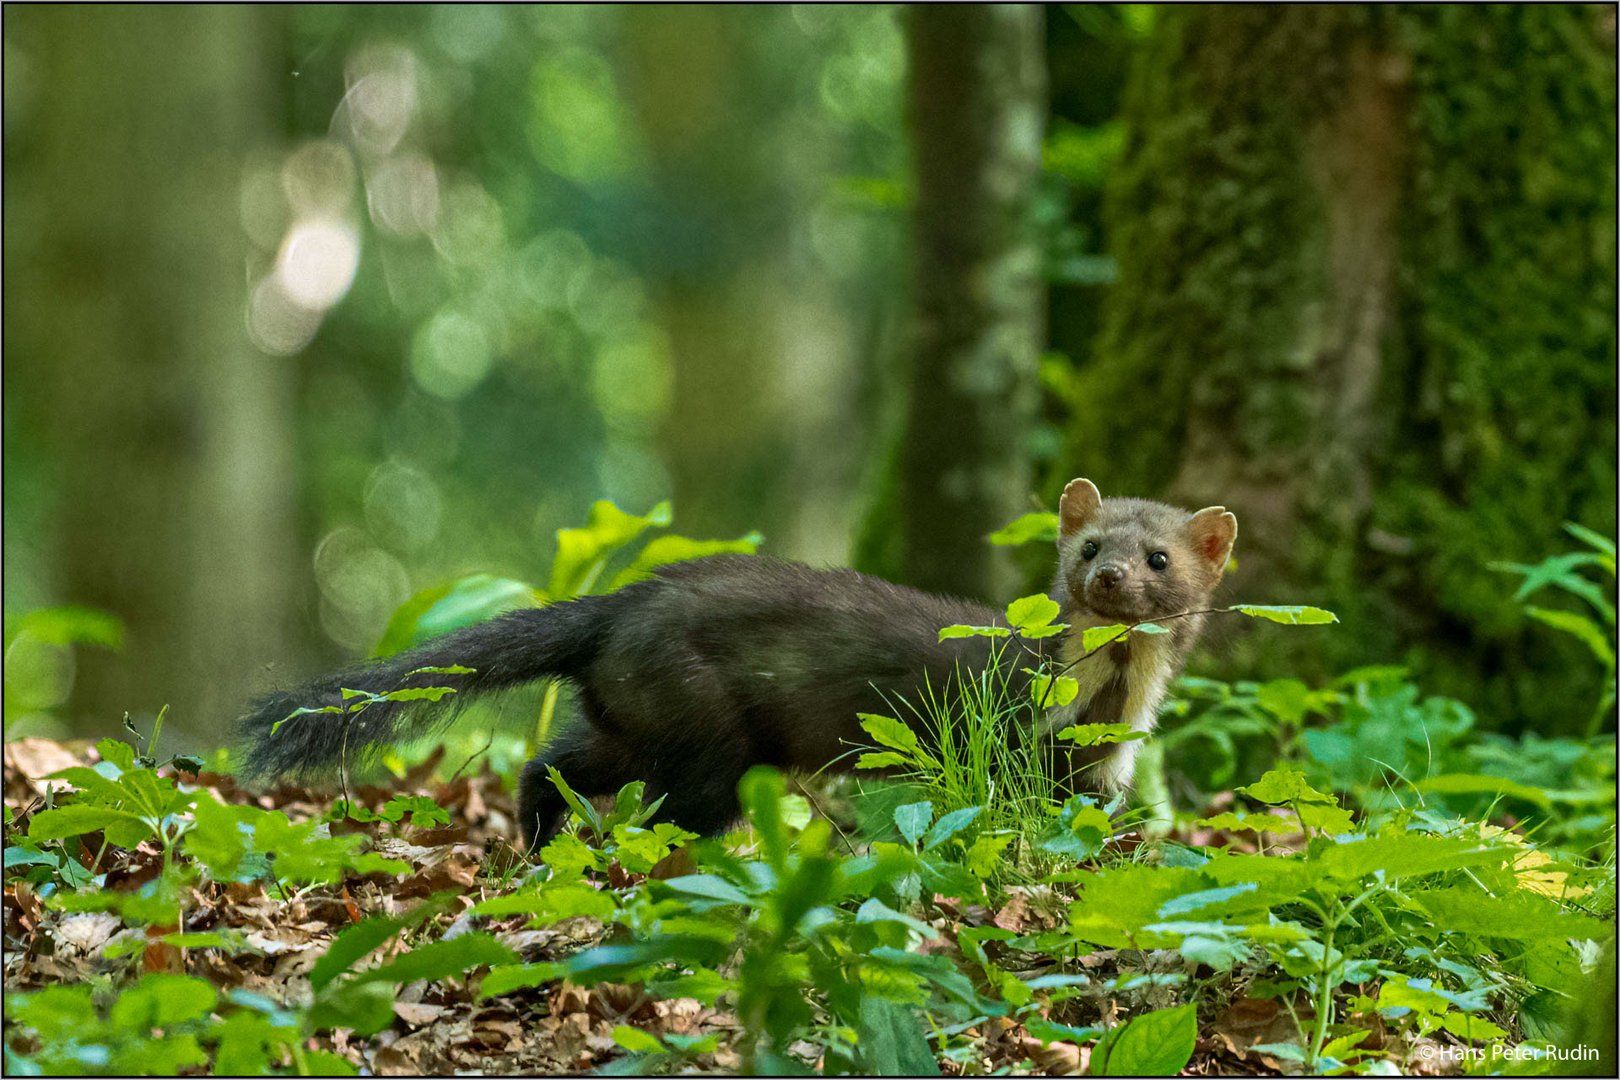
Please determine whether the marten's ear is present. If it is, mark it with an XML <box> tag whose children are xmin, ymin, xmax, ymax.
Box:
<box><xmin>1187</xmin><ymin>506</ymin><xmax>1238</xmax><ymax>574</ymax></box>
<box><xmin>1059</xmin><ymin>478</ymin><xmax>1102</xmax><ymax>540</ymax></box>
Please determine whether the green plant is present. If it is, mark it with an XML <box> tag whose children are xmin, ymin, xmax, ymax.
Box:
<box><xmin>1492</xmin><ymin>522</ymin><xmax>1617</xmax><ymax>739</ymax></box>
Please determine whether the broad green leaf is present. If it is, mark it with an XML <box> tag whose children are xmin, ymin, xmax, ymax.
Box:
<box><xmin>659</xmin><ymin>874</ymin><xmax>754</xmax><ymax>906</ymax></box>
<box><xmin>95</xmin><ymin>739</ymin><xmax>136</xmax><ymax>772</ymax></box>
<box><xmin>1090</xmin><ymin>1002</ymin><xmax>1196</xmax><ymax>1076</ymax></box>
<box><xmin>738</xmin><ymin>767</ymin><xmax>791</xmax><ymax>873</ymax></box>
<box><xmin>404</xmin><ymin>664</ymin><xmax>475</xmax><ymax>677</ymax></box>
<box><xmin>354</xmin><ymin>932</ymin><xmax>517</xmax><ymax>985</ymax></box>
<box><xmin>550</xmin><ymin>500</ymin><xmax>671</xmax><ymax>598</ymax></box>
<box><xmin>1315</xmin><ymin>834</ymin><xmax>1502</xmax><ymax>883</ymax></box>
<box><xmin>857</xmin><ymin>751</ymin><xmax>908</xmax><ymax>770</ymax></box>
<box><xmin>108</xmin><ymin>974</ymin><xmax>217</xmax><ymax>1031</ymax></box>
<box><xmin>43</xmin><ymin>765</ymin><xmax>126</xmax><ymax>805</ymax></box>
<box><xmin>1081</xmin><ymin>624</ymin><xmax>1130</xmax><ymax>652</ymax></box>
<box><xmin>923</xmin><ymin>806</ymin><xmax>982</xmax><ymax>851</ymax></box>
<box><xmin>1231</xmin><ymin>605</ymin><xmax>1334</xmax><ymax>628</ymax></box>
<box><xmin>856</xmin><ymin>897</ymin><xmax>938</xmax><ymax>938</ymax></box>
<box><xmin>306</xmin><ymin>980</ymin><xmax>397</xmax><ymax>1037</ymax></box>
<box><xmin>1007</xmin><ymin>594</ymin><xmax>1060</xmax><ymax>630</ymax></box>
<box><xmin>1408</xmin><ymin>886</ymin><xmax>1608</xmax><ymax>943</ymax></box>
<box><xmin>1228</xmin><ymin>604</ymin><xmax>1338</xmax><ymax>625</ymax></box>
<box><xmin>28</xmin><ymin>804</ymin><xmax>148</xmax><ymax>843</ymax></box>
<box><xmin>612</xmin><ymin>1025</ymin><xmax>667</xmax><ymax>1054</ymax></box>
<box><xmin>474</xmin><ymin>884</ymin><xmax>617</xmax><ymax>923</ymax></box>
<box><xmin>1029</xmin><ymin>671</ymin><xmax>1079</xmax><ymax>708</ymax></box>
<box><xmin>1238</xmin><ymin>767</ymin><xmax>1337</xmax><ymax>806</ymax></box>
<box><xmin>1156</xmin><ymin>883</ymin><xmax>1260</xmax><ymax>918</ymax></box>
<box><xmin>1055</xmin><ymin>723</ymin><xmax>1144</xmax><ymax>747</ymax></box>
<box><xmin>1439</xmin><ymin>1012</ymin><xmax>1509</xmax><ymax>1042</ymax></box>
<box><xmin>1195</xmin><ymin>811</ymin><xmax>1304</xmax><ymax>835</ymax></box>
<box><xmin>1416</xmin><ymin>773</ymin><xmax>1552</xmax><ymax>809</ymax></box>
<box><xmin>856</xmin><ymin>994</ymin><xmax>942</xmax><ymax>1075</ymax></box>
<box><xmin>860</xmin><ymin>714</ymin><xmax>921</xmax><ymax>754</ymax></box>
<box><xmin>379</xmin><ymin>574</ymin><xmax>539</xmax><ymax>656</ymax></box>
<box><xmin>609</xmin><ymin>531</ymin><xmax>763</xmax><ymax>589</ymax></box>
<box><xmin>937</xmin><ymin>624</ymin><xmax>1009</xmax><ymax>641</ymax></box>
<box><xmin>375</xmin><ymin>686</ymin><xmax>458</xmax><ymax>704</ymax></box>
<box><xmin>6</xmin><ymin>606</ymin><xmax>124</xmax><ymax>650</ymax></box>
<box><xmin>310</xmin><ymin>898</ymin><xmax>450</xmax><ymax>991</ymax></box>
<box><xmin>479</xmin><ymin>962</ymin><xmax>566</xmax><ymax>998</ymax></box>
<box><xmin>987</xmin><ymin>511</ymin><xmax>1060</xmax><ymax>546</ymax></box>
<box><xmin>894</xmin><ymin>802</ymin><xmax>933</xmax><ymax>846</ymax></box>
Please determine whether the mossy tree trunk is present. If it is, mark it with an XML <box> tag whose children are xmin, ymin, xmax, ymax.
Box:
<box><xmin>890</xmin><ymin>4</ymin><xmax>1047</xmax><ymax>603</ymax></box>
<box><xmin>5</xmin><ymin>7</ymin><xmax>300</xmax><ymax>743</ymax></box>
<box><xmin>1071</xmin><ymin>5</ymin><xmax>1616</xmax><ymax>733</ymax></box>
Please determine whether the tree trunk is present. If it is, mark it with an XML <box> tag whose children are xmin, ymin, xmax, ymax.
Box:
<box><xmin>895</xmin><ymin>4</ymin><xmax>1046</xmax><ymax>602</ymax></box>
<box><xmin>5</xmin><ymin>7</ymin><xmax>300</xmax><ymax>746</ymax></box>
<box><xmin>1074</xmin><ymin>5</ymin><xmax>1616</xmax><ymax>733</ymax></box>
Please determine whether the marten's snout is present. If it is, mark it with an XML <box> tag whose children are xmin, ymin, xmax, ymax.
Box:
<box><xmin>1093</xmin><ymin>563</ymin><xmax>1125</xmax><ymax>590</ymax></box>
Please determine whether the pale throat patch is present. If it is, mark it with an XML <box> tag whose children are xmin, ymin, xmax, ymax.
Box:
<box><xmin>1040</xmin><ymin>617</ymin><xmax>1176</xmax><ymax>791</ymax></box>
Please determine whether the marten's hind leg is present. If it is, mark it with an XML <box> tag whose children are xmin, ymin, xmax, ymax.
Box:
<box><xmin>516</xmin><ymin>729</ymin><xmax>642</xmax><ymax>853</ymax></box>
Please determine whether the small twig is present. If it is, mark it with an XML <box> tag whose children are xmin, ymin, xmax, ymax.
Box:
<box><xmin>450</xmin><ymin>732</ymin><xmax>496</xmax><ymax>784</ymax></box>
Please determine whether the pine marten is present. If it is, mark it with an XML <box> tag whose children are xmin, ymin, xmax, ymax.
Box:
<box><xmin>236</xmin><ymin>479</ymin><xmax>1236</xmax><ymax>848</ymax></box>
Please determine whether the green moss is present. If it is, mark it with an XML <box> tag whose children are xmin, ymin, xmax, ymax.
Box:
<box><xmin>1071</xmin><ymin>5</ymin><xmax>1616</xmax><ymax>733</ymax></box>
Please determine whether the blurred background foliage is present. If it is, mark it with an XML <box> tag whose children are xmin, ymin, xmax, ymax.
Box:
<box><xmin>3</xmin><ymin>4</ymin><xmax>1614</xmax><ymax>752</ymax></box>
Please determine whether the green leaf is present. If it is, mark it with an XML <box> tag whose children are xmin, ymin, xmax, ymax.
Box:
<box><xmin>310</xmin><ymin>898</ymin><xmax>450</xmax><ymax>991</ymax></box>
<box><xmin>6</xmin><ymin>606</ymin><xmax>124</xmax><ymax>650</ymax></box>
<box><xmin>1228</xmin><ymin>604</ymin><xmax>1339</xmax><ymax>625</ymax></box>
<box><xmin>856</xmin><ymin>995</ymin><xmax>942</xmax><ymax>1075</ymax></box>
<box><xmin>479</xmin><ymin>962</ymin><xmax>566</xmax><ymax>998</ymax></box>
<box><xmin>609</xmin><ymin>531</ymin><xmax>763</xmax><ymax>589</ymax></box>
<box><xmin>376</xmin><ymin>574</ymin><xmax>539</xmax><ymax>657</ymax></box>
<box><xmin>659</xmin><ymin>874</ymin><xmax>754</xmax><ymax>906</ymax></box>
<box><xmin>1029</xmin><ymin>671</ymin><xmax>1080</xmax><ymax>708</ymax></box>
<box><xmin>857</xmin><ymin>752</ymin><xmax>908</xmax><ymax>770</ymax></box>
<box><xmin>987</xmin><ymin>511</ymin><xmax>1060</xmax><ymax>547</ymax></box>
<box><xmin>1081</xmin><ymin>624</ymin><xmax>1130</xmax><ymax>652</ymax></box>
<box><xmin>1055</xmin><ymin>723</ymin><xmax>1144</xmax><ymax>747</ymax></box>
<box><xmin>1090</xmin><ymin>1003</ymin><xmax>1196</xmax><ymax>1076</ymax></box>
<box><xmin>937</xmin><ymin>624</ymin><xmax>1009</xmax><ymax>641</ymax></box>
<box><xmin>856</xmin><ymin>897</ymin><xmax>938</xmax><ymax>938</ymax></box>
<box><xmin>306</xmin><ymin>980</ymin><xmax>398</xmax><ymax>1037</ymax></box>
<box><xmin>1007</xmin><ymin>594</ymin><xmax>1060</xmax><ymax>630</ymax></box>
<box><xmin>1238</xmin><ymin>767</ymin><xmax>1337</xmax><ymax>805</ymax></box>
<box><xmin>612</xmin><ymin>1025</ymin><xmax>666</xmax><ymax>1055</ymax></box>
<box><xmin>923</xmin><ymin>807</ymin><xmax>982</xmax><ymax>851</ymax></box>
<box><xmin>894</xmin><ymin>802</ymin><xmax>933</xmax><ymax>846</ymax></box>
<box><xmin>859</xmin><ymin>714</ymin><xmax>922</xmax><ymax>754</ymax></box>
<box><xmin>108</xmin><ymin>974</ymin><xmax>217</xmax><ymax>1031</ymax></box>
<box><xmin>1415</xmin><ymin>773</ymin><xmax>1553</xmax><ymax>809</ymax></box>
<box><xmin>474</xmin><ymin>883</ymin><xmax>617</xmax><ymax>923</ymax></box>
<box><xmin>1524</xmin><ymin>607</ymin><xmax>1614</xmax><ymax>666</ymax></box>
<box><xmin>354</xmin><ymin>932</ymin><xmax>518</xmax><ymax>985</ymax></box>
<box><xmin>547</xmin><ymin>766</ymin><xmax>603</xmax><ymax>836</ymax></box>
<box><xmin>1408</xmin><ymin>886</ymin><xmax>1608</xmax><ymax>943</ymax></box>
<box><xmin>550</xmin><ymin>500</ymin><xmax>671</xmax><ymax>599</ymax></box>
<box><xmin>28</xmin><ymin>804</ymin><xmax>148</xmax><ymax>843</ymax></box>
<box><xmin>404</xmin><ymin>665</ymin><xmax>475</xmax><ymax>678</ymax></box>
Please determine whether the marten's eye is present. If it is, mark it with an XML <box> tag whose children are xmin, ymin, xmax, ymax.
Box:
<box><xmin>1081</xmin><ymin>540</ymin><xmax>1099</xmax><ymax>561</ymax></box>
<box><xmin>1148</xmin><ymin>551</ymin><xmax>1169</xmax><ymax>572</ymax></box>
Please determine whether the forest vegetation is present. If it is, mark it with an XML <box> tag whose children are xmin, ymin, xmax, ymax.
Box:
<box><xmin>3</xmin><ymin>5</ymin><xmax>1615</xmax><ymax>1076</ymax></box>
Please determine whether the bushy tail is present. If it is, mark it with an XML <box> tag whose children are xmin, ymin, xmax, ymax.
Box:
<box><xmin>236</xmin><ymin>594</ymin><xmax>617</xmax><ymax>781</ymax></box>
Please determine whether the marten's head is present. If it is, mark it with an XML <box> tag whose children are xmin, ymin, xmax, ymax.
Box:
<box><xmin>1054</xmin><ymin>478</ymin><xmax>1237</xmax><ymax>624</ymax></box>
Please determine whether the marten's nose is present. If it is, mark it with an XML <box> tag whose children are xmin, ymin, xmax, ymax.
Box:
<box><xmin>1095</xmin><ymin>563</ymin><xmax>1124</xmax><ymax>589</ymax></box>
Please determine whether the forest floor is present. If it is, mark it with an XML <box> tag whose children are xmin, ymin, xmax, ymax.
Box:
<box><xmin>2</xmin><ymin>733</ymin><xmax>1604</xmax><ymax>1077</ymax></box>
